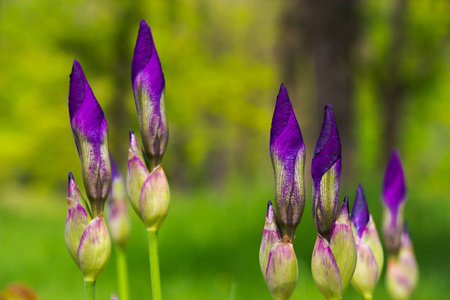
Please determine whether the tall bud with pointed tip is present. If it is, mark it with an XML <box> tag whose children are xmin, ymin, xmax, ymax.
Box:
<box><xmin>270</xmin><ymin>83</ymin><xmax>305</xmax><ymax>241</ymax></box>
<box><xmin>266</xmin><ymin>238</ymin><xmax>299</xmax><ymax>300</ymax></box>
<box><xmin>259</xmin><ymin>201</ymin><xmax>281</xmax><ymax>281</ymax></box>
<box><xmin>382</xmin><ymin>149</ymin><xmax>407</xmax><ymax>253</ymax></box>
<box><xmin>311</xmin><ymin>105</ymin><xmax>341</xmax><ymax>238</ymax></box>
<box><xmin>386</xmin><ymin>226</ymin><xmax>418</xmax><ymax>300</ymax></box>
<box><xmin>351</xmin><ymin>184</ymin><xmax>384</xmax><ymax>299</ymax></box>
<box><xmin>131</xmin><ymin>20</ymin><xmax>167</xmax><ymax>168</ymax></box>
<box><xmin>69</xmin><ymin>60</ymin><xmax>111</xmax><ymax>217</ymax></box>
<box><xmin>106</xmin><ymin>157</ymin><xmax>131</xmax><ymax>249</ymax></box>
<box><xmin>312</xmin><ymin>198</ymin><xmax>356</xmax><ymax>300</ymax></box>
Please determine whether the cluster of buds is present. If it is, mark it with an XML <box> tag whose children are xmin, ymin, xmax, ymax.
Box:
<box><xmin>382</xmin><ymin>150</ymin><xmax>418</xmax><ymax>299</ymax></box>
<box><xmin>65</xmin><ymin>60</ymin><xmax>112</xmax><ymax>282</ymax></box>
<box><xmin>106</xmin><ymin>157</ymin><xmax>131</xmax><ymax>249</ymax></box>
<box><xmin>310</xmin><ymin>105</ymin><xmax>356</xmax><ymax>300</ymax></box>
<box><xmin>350</xmin><ymin>184</ymin><xmax>384</xmax><ymax>299</ymax></box>
<box><xmin>259</xmin><ymin>84</ymin><xmax>305</xmax><ymax>300</ymax></box>
<box><xmin>127</xmin><ymin>20</ymin><xmax>170</xmax><ymax>230</ymax></box>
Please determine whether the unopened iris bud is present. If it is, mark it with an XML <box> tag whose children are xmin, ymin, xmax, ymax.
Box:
<box><xmin>65</xmin><ymin>195</ymin><xmax>89</xmax><ymax>266</ymax></box>
<box><xmin>139</xmin><ymin>165</ymin><xmax>170</xmax><ymax>231</ymax></box>
<box><xmin>270</xmin><ymin>83</ymin><xmax>305</xmax><ymax>241</ymax></box>
<box><xmin>69</xmin><ymin>60</ymin><xmax>111</xmax><ymax>217</ymax></box>
<box><xmin>382</xmin><ymin>149</ymin><xmax>407</xmax><ymax>253</ymax></box>
<box><xmin>106</xmin><ymin>157</ymin><xmax>131</xmax><ymax>248</ymax></box>
<box><xmin>312</xmin><ymin>197</ymin><xmax>356</xmax><ymax>300</ymax></box>
<box><xmin>386</xmin><ymin>226</ymin><xmax>418</xmax><ymax>300</ymax></box>
<box><xmin>266</xmin><ymin>237</ymin><xmax>298</xmax><ymax>300</ymax></box>
<box><xmin>259</xmin><ymin>201</ymin><xmax>281</xmax><ymax>281</ymax></box>
<box><xmin>78</xmin><ymin>214</ymin><xmax>112</xmax><ymax>282</ymax></box>
<box><xmin>311</xmin><ymin>105</ymin><xmax>341</xmax><ymax>238</ymax></box>
<box><xmin>351</xmin><ymin>184</ymin><xmax>384</xmax><ymax>299</ymax></box>
<box><xmin>131</xmin><ymin>20</ymin><xmax>168</xmax><ymax>168</ymax></box>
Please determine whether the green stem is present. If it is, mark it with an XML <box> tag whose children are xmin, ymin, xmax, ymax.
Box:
<box><xmin>147</xmin><ymin>229</ymin><xmax>162</xmax><ymax>300</ymax></box>
<box><xmin>116</xmin><ymin>246</ymin><xmax>130</xmax><ymax>300</ymax></box>
<box><xmin>84</xmin><ymin>280</ymin><xmax>95</xmax><ymax>300</ymax></box>
<box><xmin>363</xmin><ymin>296</ymin><xmax>373</xmax><ymax>300</ymax></box>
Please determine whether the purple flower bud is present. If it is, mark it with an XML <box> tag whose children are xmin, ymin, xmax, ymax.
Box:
<box><xmin>65</xmin><ymin>197</ymin><xmax>89</xmax><ymax>266</ymax></box>
<box><xmin>382</xmin><ymin>149</ymin><xmax>407</xmax><ymax>253</ymax></box>
<box><xmin>270</xmin><ymin>83</ymin><xmax>305</xmax><ymax>241</ymax></box>
<box><xmin>350</xmin><ymin>185</ymin><xmax>384</xmax><ymax>298</ymax></box>
<box><xmin>106</xmin><ymin>157</ymin><xmax>131</xmax><ymax>248</ymax></box>
<box><xmin>351</xmin><ymin>184</ymin><xmax>370</xmax><ymax>238</ymax></box>
<box><xmin>386</xmin><ymin>226</ymin><xmax>418</xmax><ymax>300</ymax></box>
<box><xmin>68</xmin><ymin>171</ymin><xmax>91</xmax><ymax>217</ymax></box>
<box><xmin>312</xmin><ymin>105</ymin><xmax>341</xmax><ymax>238</ymax></box>
<box><xmin>69</xmin><ymin>60</ymin><xmax>111</xmax><ymax>217</ymax></box>
<box><xmin>77</xmin><ymin>214</ymin><xmax>111</xmax><ymax>282</ymax></box>
<box><xmin>259</xmin><ymin>201</ymin><xmax>281</xmax><ymax>282</ymax></box>
<box><xmin>131</xmin><ymin>20</ymin><xmax>168</xmax><ymax>168</ymax></box>
<box><xmin>266</xmin><ymin>238</ymin><xmax>298</xmax><ymax>300</ymax></box>
<box><xmin>139</xmin><ymin>165</ymin><xmax>170</xmax><ymax>231</ymax></box>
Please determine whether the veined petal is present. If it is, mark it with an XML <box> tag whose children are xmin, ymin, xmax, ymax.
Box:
<box><xmin>259</xmin><ymin>201</ymin><xmax>281</xmax><ymax>281</ymax></box>
<box><xmin>351</xmin><ymin>184</ymin><xmax>370</xmax><ymax>238</ymax></box>
<box><xmin>270</xmin><ymin>83</ymin><xmax>305</xmax><ymax>241</ymax></box>
<box><xmin>312</xmin><ymin>105</ymin><xmax>341</xmax><ymax>237</ymax></box>
<box><xmin>131</xmin><ymin>20</ymin><xmax>168</xmax><ymax>167</ymax></box>
<box><xmin>68</xmin><ymin>171</ymin><xmax>91</xmax><ymax>218</ymax></box>
<box><xmin>69</xmin><ymin>60</ymin><xmax>111</xmax><ymax>216</ymax></box>
<box><xmin>361</xmin><ymin>216</ymin><xmax>384</xmax><ymax>280</ymax></box>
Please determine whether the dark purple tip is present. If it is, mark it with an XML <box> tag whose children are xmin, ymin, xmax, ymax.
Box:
<box><xmin>68</xmin><ymin>171</ymin><xmax>74</xmax><ymax>183</ymax></box>
<box><xmin>311</xmin><ymin>105</ymin><xmax>341</xmax><ymax>188</ymax></box>
<box><xmin>267</xmin><ymin>200</ymin><xmax>273</xmax><ymax>209</ymax></box>
<box><xmin>382</xmin><ymin>149</ymin><xmax>406</xmax><ymax>213</ymax></box>
<box><xmin>131</xmin><ymin>20</ymin><xmax>164</xmax><ymax>94</ymax></box>
<box><xmin>342</xmin><ymin>195</ymin><xmax>349</xmax><ymax>212</ymax></box>
<box><xmin>351</xmin><ymin>184</ymin><xmax>370</xmax><ymax>237</ymax></box>
<box><xmin>129</xmin><ymin>129</ymin><xmax>134</xmax><ymax>140</ymax></box>
<box><xmin>270</xmin><ymin>83</ymin><xmax>304</xmax><ymax>160</ymax></box>
<box><xmin>69</xmin><ymin>60</ymin><xmax>107</xmax><ymax>145</ymax></box>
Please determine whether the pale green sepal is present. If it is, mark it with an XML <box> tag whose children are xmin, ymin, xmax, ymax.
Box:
<box><xmin>259</xmin><ymin>203</ymin><xmax>281</xmax><ymax>281</ymax></box>
<box><xmin>351</xmin><ymin>242</ymin><xmax>378</xmax><ymax>298</ymax></box>
<box><xmin>329</xmin><ymin>223</ymin><xmax>357</xmax><ymax>294</ymax></box>
<box><xmin>64</xmin><ymin>197</ymin><xmax>89</xmax><ymax>266</ymax></box>
<box><xmin>311</xmin><ymin>235</ymin><xmax>341</xmax><ymax>300</ymax></box>
<box><xmin>77</xmin><ymin>214</ymin><xmax>111</xmax><ymax>282</ymax></box>
<box><xmin>361</xmin><ymin>216</ymin><xmax>384</xmax><ymax>280</ymax></box>
<box><xmin>139</xmin><ymin>165</ymin><xmax>170</xmax><ymax>231</ymax></box>
<box><xmin>266</xmin><ymin>239</ymin><xmax>298</xmax><ymax>300</ymax></box>
<box><xmin>126</xmin><ymin>149</ymin><xmax>148</xmax><ymax>221</ymax></box>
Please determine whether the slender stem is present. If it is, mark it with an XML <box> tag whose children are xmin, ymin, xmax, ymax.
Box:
<box><xmin>84</xmin><ymin>280</ymin><xmax>95</xmax><ymax>300</ymax></box>
<box><xmin>147</xmin><ymin>229</ymin><xmax>162</xmax><ymax>300</ymax></box>
<box><xmin>116</xmin><ymin>246</ymin><xmax>130</xmax><ymax>300</ymax></box>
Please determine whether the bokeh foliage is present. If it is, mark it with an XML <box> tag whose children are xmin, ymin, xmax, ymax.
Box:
<box><xmin>0</xmin><ymin>0</ymin><xmax>449</xmax><ymax>299</ymax></box>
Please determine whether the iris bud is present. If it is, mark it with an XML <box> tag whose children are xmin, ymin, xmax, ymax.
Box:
<box><xmin>259</xmin><ymin>201</ymin><xmax>281</xmax><ymax>281</ymax></box>
<box><xmin>311</xmin><ymin>105</ymin><xmax>341</xmax><ymax>238</ymax></box>
<box><xmin>270</xmin><ymin>83</ymin><xmax>305</xmax><ymax>241</ymax></box>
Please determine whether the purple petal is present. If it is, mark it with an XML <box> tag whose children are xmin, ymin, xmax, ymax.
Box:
<box><xmin>131</xmin><ymin>21</ymin><xmax>167</xmax><ymax>166</ymax></box>
<box><xmin>351</xmin><ymin>184</ymin><xmax>370</xmax><ymax>237</ymax></box>
<box><xmin>382</xmin><ymin>149</ymin><xmax>406</xmax><ymax>214</ymax></box>
<box><xmin>69</xmin><ymin>60</ymin><xmax>111</xmax><ymax>213</ymax></box>
<box><xmin>311</xmin><ymin>104</ymin><xmax>341</xmax><ymax>189</ymax></box>
<box><xmin>270</xmin><ymin>83</ymin><xmax>305</xmax><ymax>240</ymax></box>
<box><xmin>69</xmin><ymin>60</ymin><xmax>108</xmax><ymax>148</ymax></box>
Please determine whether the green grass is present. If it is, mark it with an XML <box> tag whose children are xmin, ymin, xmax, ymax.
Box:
<box><xmin>0</xmin><ymin>178</ymin><xmax>449</xmax><ymax>299</ymax></box>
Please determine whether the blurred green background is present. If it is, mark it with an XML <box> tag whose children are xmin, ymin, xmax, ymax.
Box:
<box><xmin>1</xmin><ymin>0</ymin><xmax>449</xmax><ymax>299</ymax></box>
